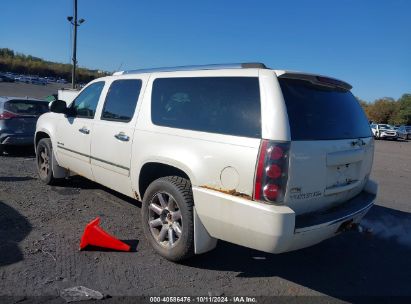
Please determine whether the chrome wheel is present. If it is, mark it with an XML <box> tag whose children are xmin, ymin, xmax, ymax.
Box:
<box><xmin>148</xmin><ymin>192</ymin><xmax>183</xmax><ymax>248</ymax></box>
<box><xmin>38</xmin><ymin>146</ymin><xmax>50</xmax><ymax>179</ymax></box>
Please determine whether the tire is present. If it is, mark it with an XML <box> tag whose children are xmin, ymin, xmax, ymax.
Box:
<box><xmin>142</xmin><ymin>176</ymin><xmax>194</xmax><ymax>262</ymax></box>
<box><xmin>36</xmin><ymin>138</ymin><xmax>58</xmax><ymax>185</ymax></box>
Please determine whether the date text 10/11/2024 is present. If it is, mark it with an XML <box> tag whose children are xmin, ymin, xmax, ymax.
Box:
<box><xmin>149</xmin><ymin>296</ymin><xmax>257</xmax><ymax>303</ymax></box>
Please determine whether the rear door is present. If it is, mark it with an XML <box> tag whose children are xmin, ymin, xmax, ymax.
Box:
<box><xmin>278</xmin><ymin>77</ymin><xmax>374</xmax><ymax>215</ymax></box>
<box><xmin>90</xmin><ymin>77</ymin><xmax>146</xmax><ymax>196</ymax></box>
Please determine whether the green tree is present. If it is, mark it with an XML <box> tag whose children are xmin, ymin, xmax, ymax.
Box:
<box><xmin>367</xmin><ymin>98</ymin><xmax>396</xmax><ymax>124</ymax></box>
<box><xmin>391</xmin><ymin>94</ymin><xmax>411</xmax><ymax>125</ymax></box>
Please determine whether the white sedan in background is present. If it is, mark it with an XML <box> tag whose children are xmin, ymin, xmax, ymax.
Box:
<box><xmin>370</xmin><ymin>124</ymin><xmax>398</xmax><ymax>140</ymax></box>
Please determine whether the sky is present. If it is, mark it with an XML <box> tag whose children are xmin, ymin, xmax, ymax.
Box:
<box><xmin>1</xmin><ymin>0</ymin><xmax>410</xmax><ymax>102</ymax></box>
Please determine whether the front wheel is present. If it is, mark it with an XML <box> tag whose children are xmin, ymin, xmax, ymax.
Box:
<box><xmin>36</xmin><ymin>138</ymin><xmax>59</xmax><ymax>185</ymax></box>
<box><xmin>142</xmin><ymin>176</ymin><xmax>194</xmax><ymax>262</ymax></box>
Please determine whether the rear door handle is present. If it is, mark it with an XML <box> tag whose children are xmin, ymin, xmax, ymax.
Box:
<box><xmin>79</xmin><ymin>127</ymin><xmax>90</xmax><ymax>134</ymax></box>
<box><xmin>114</xmin><ymin>132</ymin><xmax>130</xmax><ymax>142</ymax></box>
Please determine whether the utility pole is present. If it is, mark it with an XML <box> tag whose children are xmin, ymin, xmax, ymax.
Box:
<box><xmin>67</xmin><ymin>0</ymin><xmax>85</xmax><ymax>89</ymax></box>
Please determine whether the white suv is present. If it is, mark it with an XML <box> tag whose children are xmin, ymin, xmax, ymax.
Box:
<box><xmin>35</xmin><ymin>63</ymin><xmax>377</xmax><ymax>261</ymax></box>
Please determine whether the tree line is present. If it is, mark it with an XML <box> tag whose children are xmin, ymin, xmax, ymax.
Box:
<box><xmin>0</xmin><ymin>48</ymin><xmax>108</xmax><ymax>83</ymax></box>
<box><xmin>2</xmin><ymin>48</ymin><xmax>409</xmax><ymax>124</ymax></box>
<box><xmin>358</xmin><ymin>94</ymin><xmax>411</xmax><ymax>125</ymax></box>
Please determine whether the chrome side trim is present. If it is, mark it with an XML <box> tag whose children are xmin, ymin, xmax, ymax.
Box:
<box><xmin>57</xmin><ymin>145</ymin><xmax>129</xmax><ymax>171</ymax></box>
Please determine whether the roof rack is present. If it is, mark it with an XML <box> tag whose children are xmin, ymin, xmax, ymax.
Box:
<box><xmin>113</xmin><ymin>62</ymin><xmax>268</xmax><ymax>75</ymax></box>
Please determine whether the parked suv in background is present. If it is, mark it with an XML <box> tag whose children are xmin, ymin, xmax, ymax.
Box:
<box><xmin>35</xmin><ymin>63</ymin><xmax>377</xmax><ymax>261</ymax></box>
<box><xmin>397</xmin><ymin>125</ymin><xmax>411</xmax><ymax>140</ymax></box>
<box><xmin>0</xmin><ymin>97</ymin><xmax>49</xmax><ymax>154</ymax></box>
<box><xmin>370</xmin><ymin>123</ymin><xmax>398</xmax><ymax>140</ymax></box>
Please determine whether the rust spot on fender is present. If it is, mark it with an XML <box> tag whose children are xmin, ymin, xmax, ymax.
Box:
<box><xmin>133</xmin><ymin>191</ymin><xmax>140</xmax><ymax>201</ymax></box>
<box><xmin>200</xmin><ymin>185</ymin><xmax>252</xmax><ymax>200</ymax></box>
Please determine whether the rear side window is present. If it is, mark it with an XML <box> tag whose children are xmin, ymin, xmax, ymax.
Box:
<box><xmin>151</xmin><ymin>77</ymin><xmax>261</xmax><ymax>138</ymax></box>
<box><xmin>5</xmin><ymin>100</ymin><xmax>48</xmax><ymax>116</ymax></box>
<box><xmin>101</xmin><ymin>79</ymin><xmax>142</xmax><ymax>122</ymax></box>
<box><xmin>279</xmin><ymin>78</ymin><xmax>372</xmax><ymax>140</ymax></box>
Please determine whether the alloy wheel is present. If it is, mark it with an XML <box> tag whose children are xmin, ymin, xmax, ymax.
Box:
<box><xmin>148</xmin><ymin>192</ymin><xmax>183</xmax><ymax>248</ymax></box>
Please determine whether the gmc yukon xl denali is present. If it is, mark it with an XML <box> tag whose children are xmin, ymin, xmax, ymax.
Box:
<box><xmin>35</xmin><ymin>63</ymin><xmax>377</xmax><ymax>261</ymax></box>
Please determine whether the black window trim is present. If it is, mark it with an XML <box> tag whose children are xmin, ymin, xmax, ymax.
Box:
<box><xmin>70</xmin><ymin>81</ymin><xmax>105</xmax><ymax>119</ymax></box>
<box><xmin>99</xmin><ymin>78</ymin><xmax>143</xmax><ymax>123</ymax></box>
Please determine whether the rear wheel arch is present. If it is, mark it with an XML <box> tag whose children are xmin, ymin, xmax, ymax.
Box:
<box><xmin>138</xmin><ymin>162</ymin><xmax>192</xmax><ymax>200</ymax></box>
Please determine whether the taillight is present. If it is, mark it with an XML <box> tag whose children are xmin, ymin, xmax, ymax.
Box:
<box><xmin>254</xmin><ymin>140</ymin><xmax>290</xmax><ymax>204</ymax></box>
<box><xmin>0</xmin><ymin>111</ymin><xmax>19</xmax><ymax>120</ymax></box>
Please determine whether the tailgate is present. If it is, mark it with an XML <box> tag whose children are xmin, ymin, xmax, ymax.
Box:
<box><xmin>277</xmin><ymin>74</ymin><xmax>374</xmax><ymax>215</ymax></box>
<box><xmin>286</xmin><ymin>138</ymin><xmax>374</xmax><ymax>214</ymax></box>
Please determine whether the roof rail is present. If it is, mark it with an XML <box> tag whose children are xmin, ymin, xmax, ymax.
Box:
<box><xmin>113</xmin><ymin>62</ymin><xmax>268</xmax><ymax>75</ymax></box>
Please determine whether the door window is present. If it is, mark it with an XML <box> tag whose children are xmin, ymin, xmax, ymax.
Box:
<box><xmin>71</xmin><ymin>81</ymin><xmax>105</xmax><ymax>118</ymax></box>
<box><xmin>101</xmin><ymin>79</ymin><xmax>142</xmax><ymax>122</ymax></box>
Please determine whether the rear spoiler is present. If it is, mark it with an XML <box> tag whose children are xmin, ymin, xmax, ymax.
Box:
<box><xmin>276</xmin><ymin>71</ymin><xmax>352</xmax><ymax>91</ymax></box>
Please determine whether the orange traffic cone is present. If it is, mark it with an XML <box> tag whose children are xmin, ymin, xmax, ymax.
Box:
<box><xmin>79</xmin><ymin>217</ymin><xmax>131</xmax><ymax>252</ymax></box>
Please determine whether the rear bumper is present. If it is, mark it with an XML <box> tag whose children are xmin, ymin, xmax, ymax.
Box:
<box><xmin>193</xmin><ymin>181</ymin><xmax>376</xmax><ymax>254</ymax></box>
<box><xmin>289</xmin><ymin>191</ymin><xmax>374</xmax><ymax>251</ymax></box>
<box><xmin>0</xmin><ymin>133</ymin><xmax>34</xmax><ymax>145</ymax></box>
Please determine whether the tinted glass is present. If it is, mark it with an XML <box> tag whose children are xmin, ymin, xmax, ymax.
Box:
<box><xmin>5</xmin><ymin>100</ymin><xmax>48</xmax><ymax>116</ymax></box>
<box><xmin>151</xmin><ymin>77</ymin><xmax>261</xmax><ymax>138</ymax></box>
<box><xmin>101</xmin><ymin>79</ymin><xmax>142</xmax><ymax>122</ymax></box>
<box><xmin>72</xmin><ymin>81</ymin><xmax>105</xmax><ymax>118</ymax></box>
<box><xmin>279</xmin><ymin>78</ymin><xmax>372</xmax><ymax>140</ymax></box>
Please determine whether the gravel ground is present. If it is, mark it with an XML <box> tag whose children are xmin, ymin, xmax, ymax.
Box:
<box><xmin>0</xmin><ymin>82</ymin><xmax>410</xmax><ymax>303</ymax></box>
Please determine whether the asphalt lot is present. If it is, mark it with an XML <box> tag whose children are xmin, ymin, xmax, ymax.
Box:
<box><xmin>0</xmin><ymin>82</ymin><xmax>69</xmax><ymax>99</ymax></box>
<box><xmin>1</xmin><ymin>84</ymin><xmax>411</xmax><ymax>302</ymax></box>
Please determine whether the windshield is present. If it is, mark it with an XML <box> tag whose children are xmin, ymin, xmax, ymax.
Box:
<box><xmin>379</xmin><ymin>125</ymin><xmax>390</xmax><ymax>130</ymax></box>
<box><xmin>5</xmin><ymin>100</ymin><xmax>49</xmax><ymax>116</ymax></box>
<box><xmin>279</xmin><ymin>78</ymin><xmax>372</xmax><ymax>140</ymax></box>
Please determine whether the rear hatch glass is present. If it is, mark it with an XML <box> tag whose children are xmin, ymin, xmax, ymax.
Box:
<box><xmin>3</xmin><ymin>100</ymin><xmax>49</xmax><ymax>135</ymax></box>
<box><xmin>5</xmin><ymin>99</ymin><xmax>49</xmax><ymax>116</ymax></box>
<box><xmin>279</xmin><ymin>78</ymin><xmax>372</xmax><ymax>140</ymax></box>
<box><xmin>278</xmin><ymin>78</ymin><xmax>373</xmax><ymax>215</ymax></box>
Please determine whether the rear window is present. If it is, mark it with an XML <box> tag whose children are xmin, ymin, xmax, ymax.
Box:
<box><xmin>5</xmin><ymin>100</ymin><xmax>49</xmax><ymax>116</ymax></box>
<box><xmin>151</xmin><ymin>77</ymin><xmax>261</xmax><ymax>138</ymax></box>
<box><xmin>279</xmin><ymin>78</ymin><xmax>372</xmax><ymax>140</ymax></box>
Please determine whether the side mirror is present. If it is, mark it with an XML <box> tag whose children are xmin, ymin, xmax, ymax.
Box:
<box><xmin>49</xmin><ymin>100</ymin><xmax>68</xmax><ymax>114</ymax></box>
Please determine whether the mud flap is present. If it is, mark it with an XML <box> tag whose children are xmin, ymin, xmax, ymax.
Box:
<box><xmin>194</xmin><ymin>207</ymin><xmax>218</xmax><ymax>254</ymax></box>
<box><xmin>52</xmin><ymin>151</ymin><xmax>68</xmax><ymax>178</ymax></box>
